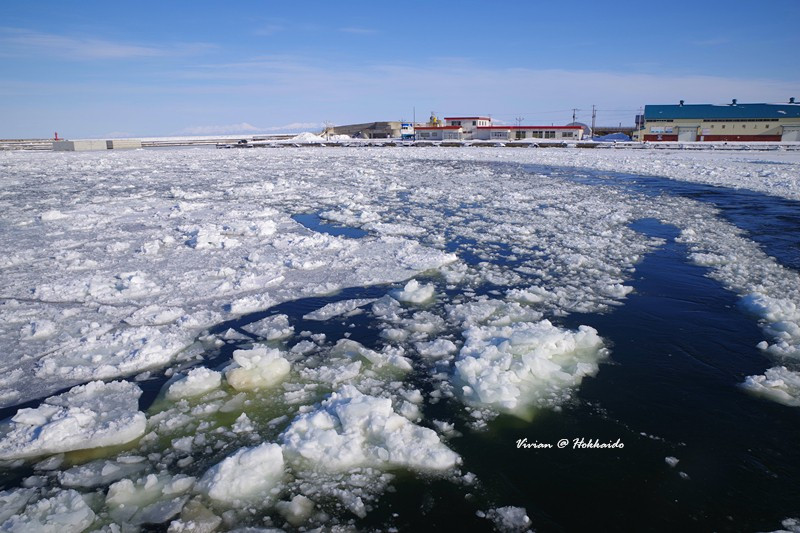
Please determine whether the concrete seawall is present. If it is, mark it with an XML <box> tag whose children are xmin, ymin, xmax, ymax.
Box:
<box><xmin>3</xmin><ymin>137</ymin><xmax>799</xmax><ymax>152</ymax></box>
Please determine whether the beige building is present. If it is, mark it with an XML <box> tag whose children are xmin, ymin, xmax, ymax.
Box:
<box><xmin>329</xmin><ymin>121</ymin><xmax>403</xmax><ymax>139</ymax></box>
<box><xmin>636</xmin><ymin>99</ymin><xmax>800</xmax><ymax>142</ymax></box>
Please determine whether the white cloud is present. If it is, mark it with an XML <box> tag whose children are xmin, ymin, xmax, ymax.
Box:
<box><xmin>4</xmin><ymin>50</ymin><xmax>798</xmax><ymax>137</ymax></box>
<box><xmin>167</xmin><ymin>57</ymin><xmax>799</xmax><ymax>125</ymax></box>
<box><xmin>176</xmin><ymin>122</ymin><xmax>324</xmax><ymax>136</ymax></box>
<box><xmin>103</xmin><ymin>131</ymin><xmax>134</xmax><ymax>139</ymax></box>
<box><xmin>254</xmin><ymin>24</ymin><xmax>285</xmax><ymax>36</ymax></box>
<box><xmin>0</xmin><ymin>27</ymin><xmax>214</xmax><ymax>60</ymax></box>
<box><xmin>179</xmin><ymin>122</ymin><xmax>262</xmax><ymax>135</ymax></box>
<box><xmin>263</xmin><ymin>122</ymin><xmax>323</xmax><ymax>132</ymax></box>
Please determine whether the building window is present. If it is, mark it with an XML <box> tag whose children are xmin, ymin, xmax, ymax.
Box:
<box><xmin>516</xmin><ymin>130</ymin><xmax>526</xmax><ymax>139</ymax></box>
<box><xmin>562</xmin><ymin>131</ymin><xmax>574</xmax><ymax>138</ymax></box>
<box><xmin>472</xmin><ymin>121</ymin><xmax>477</xmax><ymax>126</ymax></box>
<box><xmin>722</xmin><ymin>125</ymin><xmax>726</xmax><ymax>129</ymax></box>
<box><xmin>544</xmin><ymin>131</ymin><xmax>556</xmax><ymax>139</ymax></box>
<box><xmin>531</xmin><ymin>131</ymin><xmax>543</xmax><ymax>138</ymax></box>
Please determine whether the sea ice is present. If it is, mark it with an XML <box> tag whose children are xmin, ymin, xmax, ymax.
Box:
<box><xmin>331</xmin><ymin>339</ymin><xmax>413</xmax><ymax>372</ymax></box>
<box><xmin>0</xmin><ymin>381</ymin><xmax>146</xmax><ymax>460</ymax></box>
<box><xmin>484</xmin><ymin>506</ymin><xmax>532</xmax><ymax>532</ymax></box>
<box><xmin>240</xmin><ymin>314</ymin><xmax>294</xmax><ymax>341</ymax></box>
<box><xmin>0</xmin><ymin>489</ymin><xmax>95</xmax><ymax>532</ymax></box>
<box><xmin>455</xmin><ymin>320</ymin><xmax>606</xmax><ymax>413</ymax></box>
<box><xmin>275</xmin><ymin>494</ymin><xmax>315</xmax><ymax>526</ymax></box>
<box><xmin>166</xmin><ymin>367</ymin><xmax>222</xmax><ymax>400</ymax></box>
<box><xmin>197</xmin><ymin>443</ymin><xmax>284</xmax><ymax>505</ymax></box>
<box><xmin>225</xmin><ymin>347</ymin><xmax>291</xmax><ymax>391</ymax></box>
<box><xmin>391</xmin><ymin>279</ymin><xmax>436</xmax><ymax>304</ymax></box>
<box><xmin>303</xmin><ymin>298</ymin><xmax>378</xmax><ymax>321</ymax></box>
<box><xmin>106</xmin><ymin>473</ymin><xmax>195</xmax><ymax>524</ymax></box>
<box><xmin>741</xmin><ymin>366</ymin><xmax>800</xmax><ymax>406</ymax></box>
<box><xmin>280</xmin><ymin>385</ymin><xmax>459</xmax><ymax>472</ymax></box>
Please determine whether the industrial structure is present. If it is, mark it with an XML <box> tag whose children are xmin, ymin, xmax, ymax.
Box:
<box><xmin>327</xmin><ymin>121</ymin><xmax>404</xmax><ymax>139</ymax></box>
<box><xmin>634</xmin><ymin>99</ymin><xmax>800</xmax><ymax>142</ymax></box>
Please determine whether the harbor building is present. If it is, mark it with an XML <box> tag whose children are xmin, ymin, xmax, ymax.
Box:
<box><xmin>473</xmin><ymin>125</ymin><xmax>584</xmax><ymax>141</ymax></box>
<box><xmin>414</xmin><ymin>125</ymin><xmax>464</xmax><ymax>141</ymax></box>
<box><xmin>444</xmin><ymin>117</ymin><xmax>492</xmax><ymax>138</ymax></box>
<box><xmin>636</xmin><ymin>99</ymin><xmax>800</xmax><ymax>142</ymax></box>
<box><xmin>328</xmin><ymin>121</ymin><xmax>403</xmax><ymax>139</ymax></box>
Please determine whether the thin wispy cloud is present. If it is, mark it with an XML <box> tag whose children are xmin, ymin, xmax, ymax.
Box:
<box><xmin>338</xmin><ymin>27</ymin><xmax>378</xmax><ymax>35</ymax></box>
<box><xmin>253</xmin><ymin>24</ymin><xmax>285</xmax><ymax>36</ymax></box>
<box><xmin>0</xmin><ymin>27</ymin><xmax>215</xmax><ymax>60</ymax></box>
<box><xmin>263</xmin><ymin>121</ymin><xmax>323</xmax><ymax>132</ymax></box>
<box><xmin>177</xmin><ymin>121</ymin><xmax>322</xmax><ymax>135</ymax></box>
<box><xmin>179</xmin><ymin>122</ymin><xmax>262</xmax><ymax>135</ymax></box>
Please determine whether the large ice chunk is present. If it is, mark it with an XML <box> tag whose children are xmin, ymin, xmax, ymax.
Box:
<box><xmin>741</xmin><ymin>366</ymin><xmax>800</xmax><ymax>407</ymax></box>
<box><xmin>740</xmin><ymin>294</ymin><xmax>800</xmax><ymax>357</ymax></box>
<box><xmin>1</xmin><ymin>489</ymin><xmax>95</xmax><ymax>532</ymax></box>
<box><xmin>303</xmin><ymin>298</ymin><xmax>378</xmax><ymax>321</ymax></box>
<box><xmin>391</xmin><ymin>279</ymin><xmax>435</xmax><ymax>304</ymax></box>
<box><xmin>106</xmin><ymin>473</ymin><xmax>195</xmax><ymax>525</ymax></box>
<box><xmin>332</xmin><ymin>339</ymin><xmax>413</xmax><ymax>372</ymax></box>
<box><xmin>225</xmin><ymin>347</ymin><xmax>291</xmax><ymax>391</ymax></box>
<box><xmin>455</xmin><ymin>320</ymin><xmax>606</xmax><ymax>413</ymax></box>
<box><xmin>197</xmin><ymin>443</ymin><xmax>285</xmax><ymax>505</ymax></box>
<box><xmin>281</xmin><ymin>385</ymin><xmax>459</xmax><ymax>472</ymax></box>
<box><xmin>166</xmin><ymin>367</ymin><xmax>222</xmax><ymax>400</ymax></box>
<box><xmin>0</xmin><ymin>381</ymin><xmax>146</xmax><ymax>460</ymax></box>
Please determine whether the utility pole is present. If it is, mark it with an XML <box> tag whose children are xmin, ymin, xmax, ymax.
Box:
<box><xmin>591</xmin><ymin>105</ymin><xmax>597</xmax><ymax>139</ymax></box>
<box><xmin>515</xmin><ymin>116</ymin><xmax>524</xmax><ymax>127</ymax></box>
<box><xmin>572</xmin><ymin>108</ymin><xmax>578</xmax><ymax>125</ymax></box>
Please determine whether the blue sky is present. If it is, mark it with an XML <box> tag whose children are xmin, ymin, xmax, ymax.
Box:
<box><xmin>2</xmin><ymin>0</ymin><xmax>798</xmax><ymax>138</ymax></box>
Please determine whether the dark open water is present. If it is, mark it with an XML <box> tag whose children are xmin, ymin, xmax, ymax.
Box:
<box><xmin>285</xmin><ymin>168</ymin><xmax>800</xmax><ymax>532</ymax></box>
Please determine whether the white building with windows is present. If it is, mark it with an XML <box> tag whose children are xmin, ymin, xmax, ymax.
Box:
<box><xmin>473</xmin><ymin>125</ymin><xmax>584</xmax><ymax>141</ymax></box>
<box><xmin>414</xmin><ymin>125</ymin><xmax>463</xmax><ymax>141</ymax></box>
<box><xmin>444</xmin><ymin>117</ymin><xmax>492</xmax><ymax>138</ymax></box>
